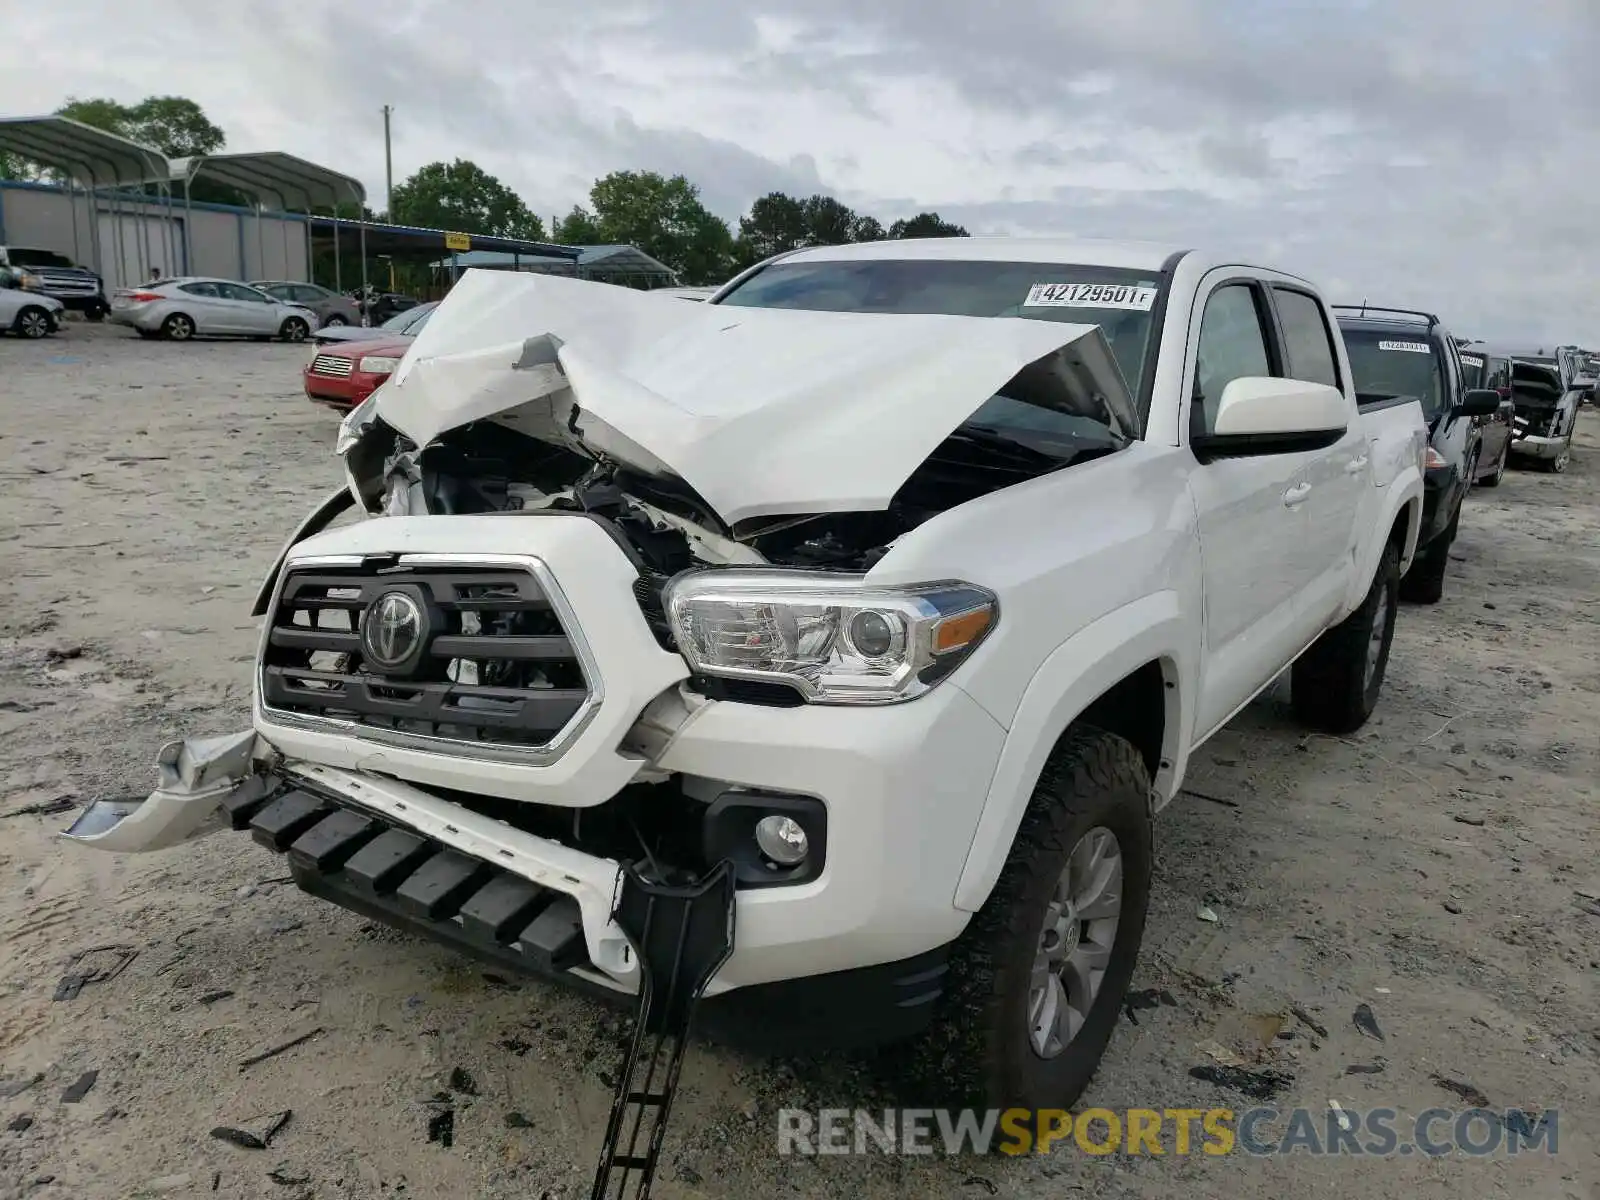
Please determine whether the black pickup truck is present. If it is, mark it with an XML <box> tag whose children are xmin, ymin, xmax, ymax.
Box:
<box><xmin>0</xmin><ymin>245</ymin><xmax>109</xmax><ymax>320</ymax></box>
<box><xmin>1334</xmin><ymin>306</ymin><xmax>1501</xmax><ymax>604</ymax></box>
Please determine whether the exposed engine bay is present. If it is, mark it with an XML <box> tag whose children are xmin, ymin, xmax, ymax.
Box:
<box><xmin>329</xmin><ymin>268</ymin><xmax>1135</xmax><ymax>590</ymax></box>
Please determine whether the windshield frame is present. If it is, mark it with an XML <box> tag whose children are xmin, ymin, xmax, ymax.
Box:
<box><xmin>712</xmin><ymin>251</ymin><xmax>1184</xmax><ymax>436</ymax></box>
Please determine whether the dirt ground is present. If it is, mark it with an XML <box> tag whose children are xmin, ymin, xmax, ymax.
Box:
<box><xmin>1</xmin><ymin>322</ymin><xmax>1596</xmax><ymax>1200</ymax></box>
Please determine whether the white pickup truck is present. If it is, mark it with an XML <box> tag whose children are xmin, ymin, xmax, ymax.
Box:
<box><xmin>67</xmin><ymin>239</ymin><xmax>1427</xmax><ymax>1114</ymax></box>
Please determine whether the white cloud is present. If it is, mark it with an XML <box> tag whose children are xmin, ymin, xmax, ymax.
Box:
<box><xmin>3</xmin><ymin>0</ymin><xmax>1596</xmax><ymax>343</ymax></box>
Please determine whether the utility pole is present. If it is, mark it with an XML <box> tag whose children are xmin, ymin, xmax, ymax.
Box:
<box><xmin>382</xmin><ymin>104</ymin><xmax>394</xmax><ymax>218</ymax></box>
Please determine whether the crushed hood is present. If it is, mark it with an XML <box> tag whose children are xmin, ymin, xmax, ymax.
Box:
<box><xmin>374</xmin><ymin>269</ymin><xmax>1136</xmax><ymax>528</ymax></box>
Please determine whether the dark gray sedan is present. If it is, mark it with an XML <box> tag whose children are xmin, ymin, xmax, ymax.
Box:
<box><xmin>251</xmin><ymin>281</ymin><xmax>364</xmax><ymax>329</ymax></box>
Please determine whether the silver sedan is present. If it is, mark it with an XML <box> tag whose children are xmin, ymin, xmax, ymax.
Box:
<box><xmin>109</xmin><ymin>277</ymin><xmax>317</xmax><ymax>342</ymax></box>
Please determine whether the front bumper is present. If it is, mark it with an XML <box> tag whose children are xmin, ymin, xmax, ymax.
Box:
<box><xmin>68</xmin><ymin>513</ymin><xmax>1006</xmax><ymax>1021</ymax></box>
<box><xmin>1510</xmin><ymin>432</ymin><xmax>1567</xmax><ymax>460</ymax></box>
<box><xmin>302</xmin><ymin>367</ymin><xmax>383</xmax><ymax>410</ymax></box>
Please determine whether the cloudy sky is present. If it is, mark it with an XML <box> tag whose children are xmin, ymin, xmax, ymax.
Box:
<box><xmin>4</xmin><ymin>0</ymin><xmax>1597</xmax><ymax>344</ymax></box>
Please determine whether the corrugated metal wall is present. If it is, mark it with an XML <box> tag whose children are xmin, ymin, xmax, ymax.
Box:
<box><xmin>0</xmin><ymin>181</ymin><xmax>308</xmax><ymax>289</ymax></box>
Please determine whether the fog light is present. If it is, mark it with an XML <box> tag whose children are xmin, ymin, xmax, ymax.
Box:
<box><xmin>754</xmin><ymin>815</ymin><xmax>809</xmax><ymax>866</ymax></box>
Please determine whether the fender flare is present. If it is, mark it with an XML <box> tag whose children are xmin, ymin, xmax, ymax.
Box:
<box><xmin>1355</xmin><ymin>467</ymin><xmax>1424</xmax><ymax>599</ymax></box>
<box><xmin>952</xmin><ymin>591</ymin><xmax>1192</xmax><ymax>913</ymax></box>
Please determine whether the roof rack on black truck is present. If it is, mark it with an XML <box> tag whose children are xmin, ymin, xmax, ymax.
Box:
<box><xmin>63</xmin><ymin>239</ymin><xmax>1429</xmax><ymax>1196</ymax></box>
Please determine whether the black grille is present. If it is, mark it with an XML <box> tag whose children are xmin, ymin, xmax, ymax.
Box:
<box><xmin>261</xmin><ymin>562</ymin><xmax>590</xmax><ymax>749</ymax></box>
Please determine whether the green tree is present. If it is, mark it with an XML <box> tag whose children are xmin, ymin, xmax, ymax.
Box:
<box><xmin>849</xmin><ymin>214</ymin><xmax>886</xmax><ymax>243</ymax></box>
<box><xmin>57</xmin><ymin>95</ymin><xmax>224</xmax><ymax>158</ymax></box>
<box><xmin>736</xmin><ymin>191</ymin><xmax>810</xmax><ymax>266</ymax></box>
<box><xmin>585</xmin><ymin>170</ymin><xmax>734</xmax><ymax>285</ymax></box>
<box><xmin>887</xmin><ymin>212</ymin><xmax>969</xmax><ymax>238</ymax></box>
<box><xmin>553</xmin><ymin>205</ymin><xmax>605</xmax><ymax>245</ymax></box>
<box><xmin>390</xmin><ymin>159</ymin><xmax>545</xmax><ymax>240</ymax></box>
<box><xmin>801</xmin><ymin>194</ymin><xmax>857</xmax><ymax>246</ymax></box>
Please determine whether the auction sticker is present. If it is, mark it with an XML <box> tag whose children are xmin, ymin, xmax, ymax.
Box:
<box><xmin>1025</xmin><ymin>282</ymin><xmax>1157</xmax><ymax>311</ymax></box>
<box><xmin>1378</xmin><ymin>340</ymin><xmax>1431</xmax><ymax>354</ymax></box>
<box><xmin>1460</xmin><ymin>354</ymin><xmax>1485</xmax><ymax>368</ymax></box>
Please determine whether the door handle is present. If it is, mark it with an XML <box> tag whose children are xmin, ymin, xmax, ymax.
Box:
<box><xmin>1283</xmin><ymin>482</ymin><xmax>1312</xmax><ymax>507</ymax></box>
<box><xmin>1345</xmin><ymin>455</ymin><xmax>1369</xmax><ymax>475</ymax></box>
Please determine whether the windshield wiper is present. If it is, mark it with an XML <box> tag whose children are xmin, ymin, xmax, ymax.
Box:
<box><xmin>946</xmin><ymin>424</ymin><xmax>1067</xmax><ymax>465</ymax></box>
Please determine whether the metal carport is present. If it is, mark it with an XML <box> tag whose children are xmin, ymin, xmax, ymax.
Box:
<box><xmin>169</xmin><ymin>151</ymin><xmax>369</xmax><ymax>300</ymax></box>
<box><xmin>0</xmin><ymin>115</ymin><xmax>174</xmax><ymax>284</ymax></box>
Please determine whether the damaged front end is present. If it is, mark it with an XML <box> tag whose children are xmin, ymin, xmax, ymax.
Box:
<box><xmin>63</xmin><ymin>268</ymin><xmax>1139</xmax><ymax>994</ymax></box>
<box><xmin>63</xmin><ymin>731</ymin><xmax>277</xmax><ymax>852</ymax></box>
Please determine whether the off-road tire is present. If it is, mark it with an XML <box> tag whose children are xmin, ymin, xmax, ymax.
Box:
<box><xmin>1292</xmin><ymin>540</ymin><xmax>1400</xmax><ymax>733</ymax></box>
<box><xmin>13</xmin><ymin>306</ymin><xmax>52</xmax><ymax>339</ymax></box>
<box><xmin>916</xmin><ymin>727</ymin><xmax>1153</xmax><ymax>1111</ymax></box>
<box><xmin>279</xmin><ymin>316</ymin><xmax>310</xmax><ymax>343</ymax></box>
<box><xmin>161</xmin><ymin>312</ymin><xmax>195</xmax><ymax>341</ymax></box>
<box><xmin>1479</xmin><ymin>441</ymin><xmax>1508</xmax><ymax>488</ymax></box>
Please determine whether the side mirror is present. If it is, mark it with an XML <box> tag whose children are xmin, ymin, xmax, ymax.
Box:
<box><xmin>1458</xmin><ymin>388</ymin><xmax>1501</xmax><ymax>417</ymax></box>
<box><xmin>1194</xmin><ymin>377</ymin><xmax>1348</xmax><ymax>458</ymax></box>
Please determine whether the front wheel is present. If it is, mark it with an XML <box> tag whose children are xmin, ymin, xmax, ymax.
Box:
<box><xmin>279</xmin><ymin>316</ymin><xmax>310</xmax><ymax>343</ymax></box>
<box><xmin>1292</xmin><ymin>540</ymin><xmax>1400</xmax><ymax>734</ymax></box>
<box><xmin>84</xmin><ymin>302</ymin><xmax>107</xmax><ymax>322</ymax></box>
<box><xmin>920</xmin><ymin>728</ymin><xmax>1152</xmax><ymax>1110</ymax></box>
<box><xmin>1542</xmin><ymin>440</ymin><xmax>1572</xmax><ymax>473</ymax></box>
<box><xmin>13</xmin><ymin>306</ymin><xmax>53</xmax><ymax>339</ymax></box>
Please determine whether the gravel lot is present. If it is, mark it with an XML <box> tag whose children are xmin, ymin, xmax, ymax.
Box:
<box><xmin>1</xmin><ymin>322</ymin><xmax>1596</xmax><ymax>1199</ymax></box>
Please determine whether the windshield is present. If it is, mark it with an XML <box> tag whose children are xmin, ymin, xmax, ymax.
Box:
<box><xmin>716</xmin><ymin>259</ymin><xmax>1161</xmax><ymax>400</ymax></box>
<box><xmin>1341</xmin><ymin>329</ymin><xmax>1444</xmax><ymax>420</ymax></box>
<box><xmin>383</xmin><ymin>303</ymin><xmax>435</xmax><ymax>332</ymax></box>
<box><xmin>9</xmin><ymin>249</ymin><xmax>76</xmax><ymax>269</ymax></box>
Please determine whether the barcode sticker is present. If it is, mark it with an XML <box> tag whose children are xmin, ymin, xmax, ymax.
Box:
<box><xmin>1025</xmin><ymin>282</ymin><xmax>1157</xmax><ymax>311</ymax></box>
<box><xmin>1378</xmin><ymin>340</ymin><xmax>1431</xmax><ymax>354</ymax></box>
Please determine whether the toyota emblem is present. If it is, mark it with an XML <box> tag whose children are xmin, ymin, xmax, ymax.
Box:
<box><xmin>361</xmin><ymin>591</ymin><xmax>426</xmax><ymax>672</ymax></box>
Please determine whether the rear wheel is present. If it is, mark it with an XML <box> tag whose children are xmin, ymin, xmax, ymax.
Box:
<box><xmin>13</xmin><ymin>306</ymin><xmax>53</xmax><ymax>339</ymax></box>
<box><xmin>84</xmin><ymin>301</ymin><xmax>108</xmax><ymax>322</ymax></box>
<box><xmin>161</xmin><ymin>312</ymin><xmax>195</xmax><ymax>341</ymax></box>
<box><xmin>279</xmin><ymin>316</ymin><xmax>310</xmax><ymax>342</ymax></box>
<box><xmin>323</xmin><ymin>314</ymin><xmax>347</xmax><ymax>328</ymax></box>
<box><xmin>1293</xmin><ymin>540</ymin><xmax>1400</xmax><ymax>733</ymax></box>
<box><xmin>918</xmin><ymin>728</ymin><xmax>1152</xmax><ymax>1110</ymax></box>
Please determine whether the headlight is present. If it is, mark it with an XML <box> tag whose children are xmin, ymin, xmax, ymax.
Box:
<box><xmin>358</xmin><ymin>355</ymin><xmax>402</xmax><ymax>375</ymax></box>
<box><xmin>335</xmin><ymin>390</ymin><xmax>381</xmax><ymax>456</ymax></box>
<box><xmin>663</xmin><ymin>570</ymin><xmax>997</xmax><ymax>705</ymax></box>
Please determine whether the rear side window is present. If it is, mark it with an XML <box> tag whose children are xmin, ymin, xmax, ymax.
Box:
<box><xmin>180</xmin><ymin>281</ymin><xmax>219</xmax><ymax>297</ymax></box>
<box><xmin>1272</xmin><ymin>287</ymin><xmax>1341</xmax><ymax>389</ymax></box>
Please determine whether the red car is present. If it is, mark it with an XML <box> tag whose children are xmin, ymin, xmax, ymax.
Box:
<box><xmin>302</xmin><ymin>335</ymin><xmax>413</xmax><ymax>411</ymax></box>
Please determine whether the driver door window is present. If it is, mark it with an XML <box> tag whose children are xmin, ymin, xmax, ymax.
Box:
<box><xmin>1194</xmin><ymin>284</ymin><xmax>1274</xmax><ymax>434</ymax></box>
